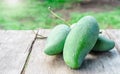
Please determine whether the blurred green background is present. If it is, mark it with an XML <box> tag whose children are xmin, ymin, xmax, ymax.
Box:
<box><xmin>0</xmin><ymin>0</ymin><xmax>120</xmax><ymax>29</ymax></box>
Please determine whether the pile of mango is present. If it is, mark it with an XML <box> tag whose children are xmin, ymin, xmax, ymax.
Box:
<box><xmin>44</xmin><ymin>16</ymin><xmax>115</xmax><ymax>69</ymax></box>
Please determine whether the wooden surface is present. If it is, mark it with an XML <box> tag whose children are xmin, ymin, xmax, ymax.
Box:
<box><xmin>0</xmin><ymin>29</ymin><xmax>120</xmax><ymax>74</ymax></box>
<box><xmin>106</xmin><ymin>29</ymin><xmax>120</xmax><ymax>53</ymax></box>
<box><xmin>0</xmin><ymin>30</ymin><xmax>36</xmax><ymax>74</ymax></box>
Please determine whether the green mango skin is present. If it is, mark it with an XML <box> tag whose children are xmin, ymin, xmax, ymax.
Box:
<box><xmin>71</xmin><ymin>23</ymin><xmax>115</xmax><ymax>52</ymax></box>
<box><xmin>63</xmin><ymin>16</ymin><xmax>99</xmax><ymax>69</ymax></box>
<box><xmin>70</xmin><ymin>23</ymin><xmax>77</xmax><ymax>29</ymax></box>
<box><xmin>44</xmin><ymin>24</ymin><xmax>70</xmax><ymax>55</ymax></box>
<box><xmin>92</xmin><ymin>35</ymin><xmax>115</xmax><ymax>52</ymax></box>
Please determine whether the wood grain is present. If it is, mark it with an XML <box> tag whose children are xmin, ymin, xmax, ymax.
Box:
<box><xmin>25</xmin><ymin>29</ymin><xmax>120</xmax><ymax>74</ymax></box>
<box><xmin>0</xmin><ymin>30</ymin><xmax>36</xmax><ymax>74</ymax></box>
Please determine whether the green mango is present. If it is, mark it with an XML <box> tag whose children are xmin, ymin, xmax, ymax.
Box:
<box><xmin>63</xmin><ymin>16</ymin><xmax>99</xmax><ymax>68</ymax></box>
<box><xmin>44</xmin><ymin>24</ymin><xmax>70</xmax><ymax>55</ymax></box>
<box><xmin>70</xmin><ymin>22</ymin><xmax>115</xmax><ymax>52</ymax></box>
<box><xmin>92</xmin><ymin>35</ymin><xmax>115</xmax><ymax>52</ymax></box>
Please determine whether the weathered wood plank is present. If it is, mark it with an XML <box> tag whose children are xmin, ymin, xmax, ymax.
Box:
<box><xmin>105</xmin><ymin>29</ymin><xmax>120</xmax><ymax>53</ymax></box>
<box><xmin>25</xmin><ymin>29</ymin><xmax>120</xmax><ymax>74</ymax></box>
<box><xmin>0</xmin><ymin>30</ymin><xmax>36</xmax><ymax>74</ymax></box>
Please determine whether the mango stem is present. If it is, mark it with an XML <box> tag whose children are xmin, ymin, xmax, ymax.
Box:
<box><xmin>48</xmin><ymin>7</ymin><xmax>70</xmax><ymax>26</ymax></box>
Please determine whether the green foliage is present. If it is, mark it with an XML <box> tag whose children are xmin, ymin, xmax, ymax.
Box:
<box><xmin>0</xmin><ymin>0</ymin><xmax>120</xmax><ymax>29</ymax></box>
<box><xmin>69</xmin><ymin>9</ymin><xmax>120</xmax><ymax>29</ymax></box>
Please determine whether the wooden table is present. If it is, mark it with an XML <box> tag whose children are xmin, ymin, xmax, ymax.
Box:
<box><xmin>0</xmin><ymin>29</ymin><xmax>120</xmax><ymax>74</ymax></box>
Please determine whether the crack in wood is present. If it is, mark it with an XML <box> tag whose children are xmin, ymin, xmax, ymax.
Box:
<box><xmin>20</xmin><ymin>30</ymin><xmax>39</xmax><ymax>74</ymax></box>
